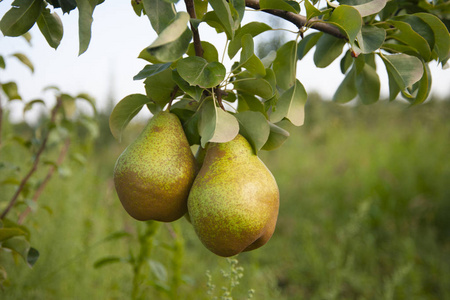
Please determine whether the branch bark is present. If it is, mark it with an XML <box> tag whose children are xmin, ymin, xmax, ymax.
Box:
<box><xmin>184</xmin><ymin>0</ymin><xmax>204</xmax><ymax>57</ymax></box>
<box><xmin>244</xmin><ymin>0</ymin><xmax>346</xmax><ymax>40</ymax></box>
<box><xmin>0</xmin><ymin>96</ymin><xmax>63</xmax><ymax>220</ymax></box>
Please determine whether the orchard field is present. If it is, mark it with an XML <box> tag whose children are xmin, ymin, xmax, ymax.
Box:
<box><xmin>1</xmin><ymin>97</ymin><xmax>449</xmax><ymax>299</ymax></box>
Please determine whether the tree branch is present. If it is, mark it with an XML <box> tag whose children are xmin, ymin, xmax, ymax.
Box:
<box><xmin>184</xmin><ymin>0</ymin><xmax>204</xmax><ymax>57</ymax></box>
<box><xmin>244</xmin><ymin>0</ymin><xmax>346</xmax><ymax>40</ymax></box>
<box><xmin>0</xmin><ymin>96</ymin><xmax>63</xmax><ymax>220</ymax></box>
<box><xmin>17</xmin><ymin>137</ymin><xmax>71</xmax><ymax>224</ymax></box>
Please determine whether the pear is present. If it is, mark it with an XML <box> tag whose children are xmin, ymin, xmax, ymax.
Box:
<box><xmin>187</xmin><ymin>134</ymin><xmax>279</xmax><ymax>257</ymax></box>
<box><xmin>114</xmin><ymin>111</ymin><xmax>197</xmax><ymax>222</ymax></box>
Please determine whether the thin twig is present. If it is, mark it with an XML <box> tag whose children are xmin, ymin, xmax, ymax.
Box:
<box><xmin>167</xmin><ymin>86</ymin><xmax>180</xmax><ymax>111</ymax></box>
<box><xmin>244</xmin><ymin>0</ymin><xmax>346</xmax><ymax>40</ymax></box>
<box><xmin>184</xmin><ymin>0</ymin><xmax>204</xmax><ymax>57</ymax></box>
<box><xmin>0</xmin><ymin>93</ymin><xmax>3</xmax><ymax>149</ymax></box>
<box><xmin>0</xmin><ymin>96</ymin><xmax>63</xmax><ymax>220</ymax></box>
<box><xmin>17</xmin><ymin>137</ymin><xmax>71</xmax><ymax>224</ymax></box>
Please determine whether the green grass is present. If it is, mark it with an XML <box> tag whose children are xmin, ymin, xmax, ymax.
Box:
<box><xmin>1</xmin><ymin>98</ymin><xmax>449</xmax><ymax>299</ymax></box>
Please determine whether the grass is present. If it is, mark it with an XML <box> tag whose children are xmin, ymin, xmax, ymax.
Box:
<box><xmin>1</xmin><ymin>98</ymin><xmax>449</xmax><ymax>299</ymax></box>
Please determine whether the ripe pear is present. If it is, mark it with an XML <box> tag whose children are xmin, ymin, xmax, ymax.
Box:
<box><xmin>187</xmin><ymin>134</ymin><xmax>279</xmax><ymax>257</ymax></box>
<box><xmin>114</xmin><ymin>111</ymin><xmax>197</xmax><ymax>222</ymax></box>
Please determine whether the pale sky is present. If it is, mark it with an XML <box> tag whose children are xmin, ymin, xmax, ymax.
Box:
<box><xmin>1</xmin><ymin>1</ymin><xmax>449</xmax><ymax>122</ymax></box>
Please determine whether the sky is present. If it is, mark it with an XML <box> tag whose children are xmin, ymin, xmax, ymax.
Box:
<box><xmin>1</xmin><ymin>1</ymin><xmax>449</xmax><ymax>122</ymax></box>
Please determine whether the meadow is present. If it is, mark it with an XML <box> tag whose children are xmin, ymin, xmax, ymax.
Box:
<box><xmin>1</xmin><ymin>97</ymin><xmax>449</xmax><ymax>299</ymax></box>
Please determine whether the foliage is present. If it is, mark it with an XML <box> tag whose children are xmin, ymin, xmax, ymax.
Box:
<box><xmin>0</xmin><ymin>37</ymin><xmax>99</xmax><ymax>287</ymax></box>
<box><xmin>1</xmin><ymin>0</ymin><xmax>449</xmax><ymax>153</ymax></box>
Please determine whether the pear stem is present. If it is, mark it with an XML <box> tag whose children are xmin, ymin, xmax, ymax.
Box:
<box><xmin>167</xmin><ymin>86</ymin><xmax>180</xmax><ymax>112</ymax></box>
<box><xmin>214</xmin><ymin>87</ymin><xmax>226</xmax><ymax>111</ymax></box>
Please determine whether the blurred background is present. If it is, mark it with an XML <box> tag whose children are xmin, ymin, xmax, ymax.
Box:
<box><xmin>1</xmin><ymin>1</ymin><xmax>450</xmax><ymax>299</ymax></box>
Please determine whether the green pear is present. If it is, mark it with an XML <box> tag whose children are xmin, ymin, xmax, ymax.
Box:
<box><xmin>114</xmin><ymin>111</ymin><xmax>197</xmax><ymax>222</ymax></box>
<box><xmin>187</xmin><ymin>134</ymin><xmax>279</xmax><ymax>257</ymax></box>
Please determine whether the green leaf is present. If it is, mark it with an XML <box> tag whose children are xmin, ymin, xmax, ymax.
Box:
<box><xmin>2</xmin><ymin>82</ymin><xmax>22</xmax><ymax>101</ymax></box>
<box><xmin>234</xmin><ymin>77</ymin><xmax>274</xmax><ymax>99</ymax></box>
<box><xmin>380</xmin><ymin>53</ymin><xmax>424</xmax><ymax>92</ymax></box>
<box><xmin>415</xmin><ymin>13</ymin><xmax>450</xmax><ymax>64</ymax></box>
<box><xmin>389</xmin><ymin>20</ymin><xmax>432</xmax><ymax>61</ymax></box>
<box><xmin>148</xmin><ymin>12</ymin><xmax>190</xmax><ymax>49</ymax></box>
<box><xmin>297</xmin><ymin>32</ymin><xmax>322</xmax><ymax>60</ymax></box>
<box><xmin>198</xmin><ymin>99</ymin><xmax>239</xmax><ymax>147</ymax></box>
<box><xmin>402</xmin><ymin>63</ymin><xmax>431</xmax><ymax>105</ymax></box>
<box><xmin>194</xmin><ymin>0</ymin><xmax>208</xmax><ymax>19</ymax></box>
<box><xmin>237</xmin><ymin>93</ymin><xmax>266</xmax><ymax>114</ymax></box>
<box><xmin>202</xmin><ymin>11</ymin><xmax>226</xmax><ymax>35</ymax></box>
<box><xmin>138</xmin><ymin>48</ymin><xmax>164</xmax><ymax>64</ymax></box>
<box><xmin>23</xmin><ymin>99</ymin><xmax>45</xmax><ymax>114</ymax></box>
<box><xmin>48</xmin><ymin>0</ymin><xmax>77</xmax><ymax>13</ymax></box>
<box><xmin>261</xmin><ymin>123</ymin><xmax>290</xmax><ymax>151</ymax></box>
<box><xmin>187</xmin><ymin>41</ymin><xmax>219</xmax><ymax>62</ymax></box>
<box><xmin>239</xmin><ymin>34</ymin><xmax>266</xmax><ymax>77</ymax></box>
<box><xmin>340</xmin><ymin>50</ymin><xmax>353</xmax><ymax>74</ymax></box>
<box><xmin>76</xmin><ymin>92</ymin><xmax>96</xmax><ymax>114</ymax></box>
<box><xmin>0</xmin><ymin>227</ymin><xmax>27</xmax><ymax>242</ymax></box>
<box><xmin>147</xmin><ymin>28</ymin><xmax>192</xmax><ymax>62</ymax></box>
<box><xmin>333</xmin><ymin>66</ymin><xmax>357</xmax><ymax>103</ymax></box>
<box><xmin>93</xmin><ymin>256</ymin><xmax>125</xmax><ymax>268</ymax></box>
<box><xmin>0</xmin><ymin>56</ymin><xmax>5</xmax><ymax>69</ymax></box>
<box><xmin>109</xmin><ymin>94</ymin><xmax>152</xmax><ymax>141</ymax></box>
<box><xmin>76</xmin><ymin>0</ymin><xmax>98</xmax><ymax>55</ymax></box>
<box><xmin>304</xmin><ymin>0</ymin><xmax>323</xmax><ymax>20</ymax></box>
<box><xmin>37</xmin><ymin>7</ymin><xmax>63</xmax><ymax>49</ymax></box>
<box><xmin>357</xmin><ymin>25</ymin><xmax>386</xmax><ymax>53</ymax></box>
<box><xmin>133</xmin><ymin>63</ymin><xmax>172</xmax><ymax>81</ymax></box>
<box><xmin>0</xmin><ymin>0</ymin><xmax>45</xmax><ymax>37</ymax></box>
<box><xmin>270</xmin><ymin>79</ymin><xmax>307</xmax><ymax>126</ymax></box>
<box><xmin>149</xmin><ymin>259</ymin><xmax>168</xmax><ymax>283</ymax></box>
<box><xmin>394</xmin><ymin>15</ymin><xmax>435</xmax><ymax>52</ymax></box>
<box><xmin>260</xmin><ymin>0</ymin><xmax>298</xmax><ymax>13</ymax></box>
<box><xmin>143</xmin><ymin>0</ymin><xmax>176</xmax><ymax>34</ymax></box>
<box><xmin>314</xmin><ymin>34</ymin><xmax>346</xmax><ymax>68</ymax></box>
<box><xmin>209</xmin><ymin>0</ymin><xmax>235</xmax><ymax>39</ymax></box>
<box><xmin>230</xmin><ymin>0</ymin><xmax>245</xmax><ymax>22</ymax></box>
<box><xmin>177</xmin><ymin>56</ymin><xmax>226</xmax><ymax>88</ymax></box>
<box><xmin>27</xmin><ymin>247</ymin><xmax>39</xmax><ymax>267</ymax></box>
<box><xmin>261</xmin><ymin>50</ymin><xmax>277</xmax><ymax>68</ymax></box>
<box><xmin>228</xmin><ymin>22</ymin><xmax>272</xmax><ymax>59</ymax></box>
<box><xmin>235</xmin><ymin>111</ymin><xmax>270</xmax><ymax>153</ymax></box>
<box><xmin>356</xmin><ymin>62</ymin><xmax>380</xmax><ymax>104</ymax></box>
<box><xmin>144</xmin><ymin>68</ymin><xmax>179</xmax><ymax>107</ymax></box>
<box><xmin>1</xmin><ymin>236</ymin><xmax>39</xmax><ymax>267</ymax></box>
<box><xmin>327</xmin><ymin>5</ymin><xmax>362</xmax><ymax>43</ymax></box>
<box><xmin>131</xmin><ymin>0</ymin><xmax>144</xmax><ymax>16</ymax></box>
<box><xmin>182</xmin><ymin>110</ymin><xmax>201</xmax><ymax>145</ymax></box>
<box><xmin>11</xmin><ymin>53</ymin><xmax>34</xmax><ymax>73</ymax></box>
<box><xmin>273</xmin><ymin>40</ymin><xmax>297</xmax><ymax>90</ymax></box>
<box><xmin>351</xmin><ymin>0</ymin><xmax>387</xmax><ymax>17</ymax></box>
<box><xmin>22</xmin><ymin>31</ymin><xmax>32</xmax><ymax>43</ymax></box>
<box><xmin>172</xmin><ymin>70</ymin><xmax>204</xmax><ymax>101</ymax></box>
<box><xmin>61</xmin><ymin>93</ymin><xmax>76</xmax><ymax>118</ymax></box>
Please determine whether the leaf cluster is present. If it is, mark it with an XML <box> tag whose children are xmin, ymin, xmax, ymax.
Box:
<box><xmin>108</xmin><ymin>0</ymin><xmax>449</xmax><ymax>153</ymax></box>
<box><xmin>0</xmin><ymin>0</ymin><xmax>105</xmax><ymax>54</ymax></box>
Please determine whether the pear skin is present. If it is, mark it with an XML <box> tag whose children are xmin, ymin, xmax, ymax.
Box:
<box><xmin>187</xmin><ymin>134</ymin><xmax>279</xmax><ymax>257</ymax></box>
<box><xmin>114</xmin><ymin>111</ymin><xmax>197</xmax><ymax>222</ymax></box>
